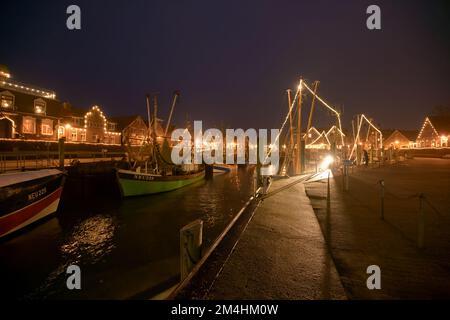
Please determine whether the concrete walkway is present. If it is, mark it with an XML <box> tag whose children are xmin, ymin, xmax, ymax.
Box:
<box><xmin>207</xmin><ymin>176</ymin><xmax>347</xmax><ymax>299</ymax></box>
<box><xmin>305</xmin><ymin>159</ymin><xmax>450</xmax><ymax>299</ymax></box>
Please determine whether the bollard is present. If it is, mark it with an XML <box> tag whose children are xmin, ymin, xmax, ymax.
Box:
<box><xmin>180</xmin><ymin>219</ymin><xmax>203</xmax><ymax>280</ymax></box>
<box><xmin>418</xmin><ymin>194</ymin><xmax>425</xmax><ymax>249</ymax></box>
<box><xmin>379</xmin><ymin>180</ymin><xmax>385</xmax><ymax>220</ymax></box>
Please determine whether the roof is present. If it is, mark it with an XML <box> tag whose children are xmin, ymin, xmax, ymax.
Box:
<box><xmin>428</xmin><ymin>116</ymin><xmax>450</xmax><ymax>135</ymax></box>
<box><xmin>109</xmin><ymin>115</ymin><xmax>145</xmax><ymax>131</ymax></box>
<box><xmin>398</xmin><ymin>130</ymin><xmax>419</xmax><ymax>141</ymax></box>
<box><xmin>59</xmin><ymin>102</ymin><xmax>87</xmax><ymax>117</ymax></box>
<box><xmin>1</xmin><ymin>88</ymin><xmax>64</xmax><ymax>117</ymax></box>
<box><xmin>384</xmin><ymin>129</ymin><xmax>418</xmax><ymax>142</ymax></box>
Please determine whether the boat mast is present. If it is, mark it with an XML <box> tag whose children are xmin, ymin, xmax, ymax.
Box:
<box><xmin>144</xmin><ymin>94</ymin><xmax>153</xmax><ymax>173</ymax></box>
<box><xmin>165</xmin><ymin>90</ymin><xmax>180</xmax><ymax>137</ymax></box>
<box><xmin>145</xmin><ymin>94</ymin><xmax>152</xmax><ymax>142</ymax></box>
<box><xmin>152</xmin><ymin>93</ymin><xmax>159</xmax><ymax>172</ymax></box>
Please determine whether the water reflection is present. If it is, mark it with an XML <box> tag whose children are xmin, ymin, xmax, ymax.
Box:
<box><xmin>1</xmin><ymin>167</ymin><xmax>255</xmax><ymax>299</ymax></box>
<box><xmin>60</xmin><ymin>215</ymin><xmax>116</xmax><ymax>264</ymax></box>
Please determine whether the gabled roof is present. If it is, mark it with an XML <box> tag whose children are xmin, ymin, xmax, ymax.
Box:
<box><xmin>399</xmin><ymin>130</ymin><xmax>419</xmax><ymax>141</ymax></box>
<box><xmin>109</xmin><ymin>115</ymin><xmax>146</xmax><ymax>131</ymax></box>
<box><xmin>383</xmin><ymin>129</ymin><xmax>418</xmax><ymax>142</ymax></box>
<box><xmin>308</xmin><ymin>130</ymin><xmax>330</xmax><ymax>146</ymax></box>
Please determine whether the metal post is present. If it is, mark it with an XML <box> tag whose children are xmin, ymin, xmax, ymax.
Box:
<box><xmin>326</xmin><ymin>171</ymin><xmax>331</xmax><ymax>215</ymax></box>
<box><xmin>380</xmin><ymin>180</ymin><xmax>385</xmax><ymax>220</ymax></box>
<box><xmin>262</xmin><ymin>176</ymin><xmax>267</xmax><ymax>195</ymax></box>
<box><xmin>180</xmin><ymin>219</ymin><xmax>203</xmax><ymax>280</ymax></box>
<box><xmin>253</xmin><ymin>168</ymin><xmax>257</xmax><ymax>197</ymax></box>
<box><xmin>58</xmin><ymin>138</ymin><xmax>65</xmax><ymax>170</ymax></box>
<box><xmin>344</xmin><ymin>163</ymin><xmax>349</xmax><ymax>191</ymax></box>
<box><xmin>418</xmin><ymin>193</ymin><xmax>425</xmax><ymax>249</ymax></box>
<box><xmin>296</xmin><ymin>79</ymin><xmax>303</xmax><ymax>175</ymax></box>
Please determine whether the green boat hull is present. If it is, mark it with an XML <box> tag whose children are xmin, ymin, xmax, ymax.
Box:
<box><xmin>116</xmin><ymin>169</ymin><xmax>205</xmax><ymax>197</ymax></box>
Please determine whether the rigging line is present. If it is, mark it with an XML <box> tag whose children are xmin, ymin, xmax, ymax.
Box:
<box><xmin>302</xmin><ymin>82</ymin><xmax>339</xmax><ymax>116</ymax></box>
<box><xmin>302</xmin><ymin>81</ymin><xmax>345</xmax><ymax>146</ymax></box>
<box><xmin>263</xmin><ymin>80</ymin><xmax>302</xmax><ymax>166</ymax></box>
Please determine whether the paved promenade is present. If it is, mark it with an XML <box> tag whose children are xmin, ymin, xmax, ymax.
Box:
<box><xmin>305</xmin><ymin>159</ymin><xmax>450</xmax><ymax>299</ymax></box>
<box><xmin>207</xmin><ymin>176</ymin><xmax>347</xmax><ymax>299</ymax></box>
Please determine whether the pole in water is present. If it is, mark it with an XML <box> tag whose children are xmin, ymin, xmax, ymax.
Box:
<box><xmin>180</xmin><ymin>219</ymin><xmax>203</xmax><ymax>280</ymax></box>
<box><xmin>418</xmin><ymin>193</ymin><xmax>425</xmax><ymax>249</ymax></box>
<box><xmin>380</xmin><ymin>180</ymin><xmax>385</xmax><ymax>220</ymax></box>
<box><xmin>58</xmin><ymin>137</ymin><xmax>65</xmax><ymax>170</ymax></box>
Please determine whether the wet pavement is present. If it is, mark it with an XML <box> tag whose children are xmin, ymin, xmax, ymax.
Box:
<box><xmin>305</xmin><ymin>158</ymin><xmax>450</xmax><ymax>299</ymax></box>
<box><xmin>207</xmin><ymin>175</ymin><xmax>347</xmax><ymax>299</ymax></box>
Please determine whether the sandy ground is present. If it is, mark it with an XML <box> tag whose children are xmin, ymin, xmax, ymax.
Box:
<box><xmin>305</xmin><ymin>158</ymin><xmax>450</xmax><ymax>299</ymax></box>
<box><xmin>207</xmin><ymin>176</ymin><xmax>347</xmax><ymax>299</ymax></box>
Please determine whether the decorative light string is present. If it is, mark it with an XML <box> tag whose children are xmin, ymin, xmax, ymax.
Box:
<box><xmin>302</xmin><ymin>81</ymin><xmax>345</xmax><ymax>146</ymax></box>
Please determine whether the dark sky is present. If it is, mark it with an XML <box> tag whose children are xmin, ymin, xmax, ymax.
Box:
<box><xmin>1</xmin><ymin>0</ymin><xmax>449</xmax><ymax>130</ymax></box>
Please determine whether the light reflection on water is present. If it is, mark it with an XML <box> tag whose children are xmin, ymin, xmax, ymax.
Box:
<box><xmin>60</xmin><ymin>215</ymin><xmax>117</xmax><ymax>264</ymax></box>
<box><xmin>0</xmin><ymin>166</ymin><xmax>255</xmax><ymax>299</ymax></box>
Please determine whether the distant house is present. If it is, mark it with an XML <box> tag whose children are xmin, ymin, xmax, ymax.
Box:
<box><xmin>58</xmin><ymin>105</ymin><xmax>121</xmax><ymax>144</ymax></box>
<box><xmin>416</xmin><ymin>116</ymin><xmax>450</xmax><ymax>148</ymax></box>
<box><xmin>325</xmin><ymin>125</ymin><xmax>345</xmax><ymax>147</ymax></box>
<box><xmin>110</xmin><ymin>115</ymin><xmax>148</xmax><ymax>146</ymax></box>
<box><xmin>0</xmin><ymin>66</ymin><xmax>121</xmax><ymax>145</ymax></box>
<box><xmin>303</xmin><ymin>127</ymin><xmax>321</xmax><ymax>146</ymax></box>
<box><xmin>305</xmin><ymin>127</ymin><xmax>330</xmax><ymax>149</ymax></box>
<box><xmin>303</xmin><ymin>126</ymin><xmax>345</xmax><ymax>149</ymax></box>
<box><xmin>110</xmin><ymin>115</ymin><xmax>172</xmax><ymax>146</ymax></box>
<box><xmin>383</xmin><ymin>130</ymin><xmax>418</xmax><ymax>149</ymax></box>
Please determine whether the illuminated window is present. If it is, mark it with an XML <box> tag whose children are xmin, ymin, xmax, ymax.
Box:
<box><xmin>108</xmin><ymin>122</ymin><xmax>116</xmax><ymax>131</ymax></box>
<box><xmin>1</xmin><ymin>91</ymin><xmax>14</xmax><ymax>109</ymax></box>
<box><xmin>80</xmin><ymin>131</ymin><xmax>86</xmax><ymax>141</ymax></box>
<box><xmin>34</xmin><ymin>99</ymin><xmax>46</xmax><ymax>115</ymax></box>
<box><xmin>22</xmin><ymin>116</ymin><xmax>36</xmax><ymax>134</ymax></box>
<box><xmin>58</xmin><ymin>126</ymin><xmax>65</xmax><ymax>139</ymax></box>
<box><xmin>41</xmin><ymin>119</ymin><xmax>53</xmax><ymax>135</ymax></box>
<box><xmin>71</xmin><ymin>129</ymin><xmax>77</xmax><ymax>141</ymax></box>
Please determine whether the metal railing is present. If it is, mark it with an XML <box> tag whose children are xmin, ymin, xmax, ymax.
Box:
<box><xmin>0</xmin><ymin>150</ymin><xmax>126</xmax><ymax>172</ymax></box>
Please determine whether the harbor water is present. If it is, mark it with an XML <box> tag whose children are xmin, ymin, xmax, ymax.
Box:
<box><xmin>0</xmin><ymin>166</ymin><xmax>255</xmax><ymax>299</ymax></box>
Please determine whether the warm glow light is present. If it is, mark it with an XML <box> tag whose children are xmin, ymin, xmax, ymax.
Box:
<box><xmin>65</xmin><ymin>124</ymin><xmax>72</xmax><ymax>129</ymax></box>
<box><xmin>319</xmin><ymin>155</ymin><xmax>334</xmax><ymax>171</ymax></box>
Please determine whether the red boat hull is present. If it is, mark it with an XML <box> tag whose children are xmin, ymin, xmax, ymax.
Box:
<box><xmin>0</xmin><ymin>170</ymin><xmax>65</xmax><ymax>238</ymax></box>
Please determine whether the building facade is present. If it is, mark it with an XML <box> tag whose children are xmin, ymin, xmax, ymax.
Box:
<box><xmin>416</xmin><ymin>116</ymin><xmax>450</xmax><ymax>148</ymax></box>
<box><xmin>0</xmin><ymin>67</ymin><xmax>120</xmax><ymax>145</ymax></box>
<box><xmin>383</xmin><ymin>130</ymin><xmax>417</xmax><ymax>149</ymax></box>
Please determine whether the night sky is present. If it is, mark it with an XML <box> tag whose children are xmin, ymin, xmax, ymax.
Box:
<box><xmin>1</xmin><ymin>0</ymin><xmax>449</xmax><ymax>130</ymax></box>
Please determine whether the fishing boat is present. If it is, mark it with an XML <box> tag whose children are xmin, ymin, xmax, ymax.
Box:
<box><xmin>116</xmin><ymin>169</ymin><xmax>205</xmax><ymax>197</ymax></box>
<box><xmin>116</xmin><ymin>92</ymin><xmax>205</xmax><ymax>197</ymax></box>
<box><xmin>0</xmin><ymin>169</ymin><xmax>65</xmax><ymax>238</ymax></box>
